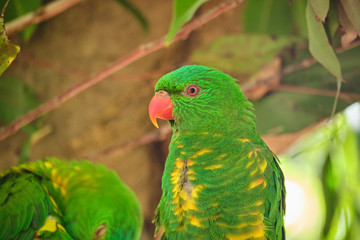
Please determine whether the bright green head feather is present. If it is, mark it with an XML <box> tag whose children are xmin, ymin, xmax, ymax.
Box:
<box><xmin>155</xmin><ymin>65</ymin><xmax>257</xmax><ymax>138</ymax></box>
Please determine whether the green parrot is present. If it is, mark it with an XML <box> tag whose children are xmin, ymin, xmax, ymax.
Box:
<box><xmin>0</xmin><ymin>158</ymin><xmax>143</xmax><ymax>240</ymax></box>
<box><xmin>148</xmin><ymin>65</ymin><xmax>285</xmax><ymax>239</ymax></box>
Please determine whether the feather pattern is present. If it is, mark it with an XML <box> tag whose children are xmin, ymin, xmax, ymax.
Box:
<box><xmin>0</xmin><ymin>158</ymin><xmax>143</xmax><ymax>240</ymax></box>
<box><xmin>152</xmin><ymin>65</ymin><xmax>285</xmax><ymax>240</ymax></box>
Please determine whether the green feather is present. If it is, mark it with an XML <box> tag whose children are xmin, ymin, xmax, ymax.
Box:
<box><xmin>153</xmin><ymin>65</ymin><xmax>286</xmax><ymax>239</ymax></box>
<box><xmin>0</xmin><ymin>158</ymin><xmax>143</xmax><ymax>240</ymax></box>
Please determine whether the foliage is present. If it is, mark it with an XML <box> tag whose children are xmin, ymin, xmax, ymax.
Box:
<box><xmin>0</xmin><ymin>2</ymin><xmax>19</xmax><ymax>75</ymax></box>
<box><xmin>0</xmin><ymin>0</ymin><xmax>148</xmax><ymax>40</ymax></box>
<box><xmin>168</xmin><ymin>0</ymin><xmax>360</xmax><ymax>77</ymax></box>
<box><xmin>166</xmin><ymin>0</ymin><xmax>207</xmax><ymax>44</ymax></box>
<box><xmin>0</xmin><ymin>77</ymin><xmax>39</xmax><ymax>135</ymax></box>
<box><xmin>167</xmin><ymin>0</ymin><xmax>360</xmax><ymax>133</ymax></box>
<box><xmin>280</xmin><ymin>103</ymin><xmax>360</xmax><ymax>239</ymax></box>
<box><xmin>191</xmin><ymin>34</ymin><xmax>300</xmax><ymax>78</ymax></box>
<box><xmin>306</xmin><ymin>2</ymin><xmax>341</xmax><ymax>80</ymax></box>
<box><xmin>1</xmin><ymin>0</ymin><xmax>41</xmax><ymax>41</ymax></box>
<box><xmin>254</xmin><ymin>45</ymin><xmax>360</xmax><ymax>134</ymax></box>
<box><xmin>0</xmin><ymin>77</ymin><xmax>40</xmax><ymax>163</ymax></box>
<box><xmin>243</xmin><ymin>0</ymin><xmax>306</xmax><ymax>36</ymax></box>
<box><xmin>114</xmin><ymin>0</ymin><xmax>149</xmax><ymax>32</ymax></box>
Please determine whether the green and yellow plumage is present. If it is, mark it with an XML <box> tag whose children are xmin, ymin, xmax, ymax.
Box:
<box><xmin>0</xmin><ymin>158</ymin><xmax>143</xmax><ymax>240</ymax></box>
<box><xmin>151</xmin><ymin>65</ymin><xmax>285</xmax><ymax>239</ymax></box>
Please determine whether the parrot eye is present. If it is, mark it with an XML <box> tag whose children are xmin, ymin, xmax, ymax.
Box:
<box><xmin>94</xmin><ymin>224</ymin><xmax>107</xmax><ymax>239</ymax></box>
<box><xmin>185</xmin><ymin>84</ymin><xmax>200</xmax><ymax>96</ymax></box>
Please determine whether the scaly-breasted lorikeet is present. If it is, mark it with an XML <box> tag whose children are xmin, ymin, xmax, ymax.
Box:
<box><xmin>149</xmin><ymin>65</ymin><xmax>285</xmax><ymax>239</ymax></box>
<box><xmin>0</xmin><ymin>158</ymin><xmax>143</xmax><ymax>240</ymax></box>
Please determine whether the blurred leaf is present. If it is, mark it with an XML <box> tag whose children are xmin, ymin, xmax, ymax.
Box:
<box><xmin>0</xmin><ymin>77</ymin><xmax>40</xmax><ymax>135</ymax></box>
<box><xmin>281</xmin><ymin>108</ymin><xmax>360</xmax><ymax>239</ymax></box>
<box><xmin>254</xmin><ymin>45</ymin><xmax>360</xmax><ymax>134</ymax></box>
<box><xmin>0</xmin><ymin>3</ymin><xmax>20</xmax><ymax>76</ymax></box>
<box><xmin>340</xmin><ymin>0</ymin><xmax>360</xmax><ymax>35</ymax></box>
<box><xmin>337</xmin><ymin>2</ymin><xmax>358</xmax><ymax>48</ymax></box>
<box><xmin>306</xmin><ymin>2</ymin><xmax>342</xmax><ymax>79</ymax></box>
<box><xmin>2</xmin><ymin>0</ymin><xmax>42</xmax><ymax>41</ymax></box>
<box><xmin>321</xmin><ymin>154</ymin><xmax>338</xmax><ymax>237</ymax></box>
<box><xmin>323</xmin><ymin>0</ymin><xmax>339</xmax><ymax>41</ymax></box>
<box><xmin>255</xmin><ymin>91</ymin><xmax>349</xmax><ymax>134</ymax></box>
<box><xmin>309</xmin><ymin>0</ymin><xmax>329</xmax><ymax>22</ymax></box>
<box><xmin>243</xmin><ymin>0</ymin><xmax>293</xmax><ymax>35</ymax></box>
<box><xmin>191</xmin><ymin>34</ymin><xmax>299</xmax><ymax>79</ymax></box>
<box><xmin>115</xmin><ymin>0</ymin><xmax>148</xmax><ymax>32</ymax></box>
<box><xmin>322</xmin><ymin>115</ymin><xmax>359</xmax><ymax>239</ymax></box>
<box><xmin>291</xmin><ymin>0</ymin><xmax>308</xmax><ymax>38</ymax></box>
<box><xmin>166</xmin><ymin>0</ymin><xmax>207</xmax><ymax>44</ymax></box>
<box><xmin>18</xmin><ymin>138</ymin><xmax>31</xmax><ymax>164</ymax></box>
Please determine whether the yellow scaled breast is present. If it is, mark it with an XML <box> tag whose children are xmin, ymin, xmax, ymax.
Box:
<box><xmin>170</xmin><ymin>149</ymin><xmax>214</xmax><ymax>229</ymax></box>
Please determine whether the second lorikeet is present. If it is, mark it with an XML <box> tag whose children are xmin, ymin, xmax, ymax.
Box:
<box><xmin>149</xmin><ymin>65</ymin><xmax>286</xmax><ymax>239</ymax></box>
<box><xmin>0</xmin><ymin>158</ymin><xmax>143</xmax><ymax>240</ymax></box>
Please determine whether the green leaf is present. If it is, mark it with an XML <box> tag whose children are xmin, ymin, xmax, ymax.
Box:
<box><xmin>0</xmin><ymin>3</ymin><xmax>19</xmax><ymax>76</ymax></box>
<box><xmin>306</xmin><ymin>2</ymin><xmax>342</xmax><ymax>79</ymax></box>
<box><xmin>191</xmin><ymin>34</ymin><xmax>299</xmax><ymax>79</ymax></box>
<box><xmin>337</xmin><ymin>1</ymin><xmax>358</xmax><ymax>48</ymax></box>
<box><xmin>323</xmin><ymin>0</ymin><xmax>339</xmax><ymax>41</ymax></box>
<box><xmin>281</xmin><ymin>111</ymin><xmax>360</xmax><ymax>239</ymax></box>
<box><xmin>338</xmin><ymin>2</ymin><xmax>356</xmax><ymax>34</ymax></box>
<box><xmin>254</xmin><ymin>45</ymin><xmax>360</xmax><ymax>134</ymax></box>
<box><xmin>4</xmin><ymin>0</ymin><xmax>42</xmax><ymax>41</ymax></box>
<box><xmin>0</xmin><ymin>77</ymin><xmax>40</xmax><ymax>135</ymax></box>
<box><xmin>166</xmin><ymin>0</ymin><xmax>207</xmax><ymax>44</ymax></box>
<box><xmin>291</xmin><ymin>0</ymin><xmax>308</xmax><ymax>38</ymax></box>
<box><xmin>243</xmin><ymin>0</ymin><xmax>293</xmax><ymax>35</ymax></box>
<box><xmin>115</xmin><ymin>0</ymin><xmax>148</xmax><ymax>32</ymax></box>
<box><xmin>309</xmin><ymin>0</ymin><xmax>330</xmax><ymax>22</ymax></box>
<box><xmin>340</xmin><ymin>0</ymin><xmax>360</xmax><ymax>35</ymax></box>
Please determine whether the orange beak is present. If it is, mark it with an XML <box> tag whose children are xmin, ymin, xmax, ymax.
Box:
<box><xmin>148</xmin><ymin>91</ymin><xmax>174</xmax><ymax>128</ymax></box>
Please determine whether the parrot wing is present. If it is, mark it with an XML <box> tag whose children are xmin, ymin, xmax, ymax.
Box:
<box><xmin>0</xmin><ymin>172</ymin><xmax>51</xmax><ymax>239</ymax></box>
<box><xmin>264</xmin><ymin>155</ymin><xmax>286</xmax><ymax>240</ymax></box>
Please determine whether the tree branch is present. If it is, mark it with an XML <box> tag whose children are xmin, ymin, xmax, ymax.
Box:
<box><xmin>277</xmin><ymin>84</ymin><xmax>360</xmax><ymax>102</ymax></box>
<box><xmin>83</xmin><ymin>43</ymin><xmax>360</xmax><ymax>160</ymax></box>
<box><xmin>86</xmin><ymin>125</ymin><xmax>172</xmax><ymax>160</ymax></box>
<box><xmin>18</xmin><ymin>52</ymin><xmax>87</xmax><ymax>79</ymax></box>
<box><xmin>0</xmin><ymin>0</ymin><xmax>242</xmax><ymax>142</ymax></box>
<box><xmin>5</xmin><ymin>0</ymin><xmax>86</xmax><ymax>36</ymax></box>
<box><xmin>242</xmin><ymin>39</ymin><xmax>360</xmax><ymax>96</ymax></box>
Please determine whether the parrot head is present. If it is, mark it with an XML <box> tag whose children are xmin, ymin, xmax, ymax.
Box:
<box><xmin>149</xmin><ymin>65</ymin><xmax>255</xmax><ymax>133</ymax></box>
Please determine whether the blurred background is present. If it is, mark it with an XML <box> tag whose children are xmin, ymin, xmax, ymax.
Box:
<box><xmin>0</xmin><ymin>0</ymin><xmax>359</xmax><ymax>239</ymax></box>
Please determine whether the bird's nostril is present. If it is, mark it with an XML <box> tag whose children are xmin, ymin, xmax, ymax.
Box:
<box><xmin>156</xmin><ymin>90</ymin><xmax>170</xmax><ymax>98</ymax></box>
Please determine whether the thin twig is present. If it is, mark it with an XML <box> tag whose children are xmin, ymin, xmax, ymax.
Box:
<box><xmin>277</xmin><ymin>84</ymin><xmax>360</xmax><ymax>102</ymax></box>
<box><xmin>18</xmin><ymin>52</ymin><xmax>87</xmax><ymax>79</ymax></box>
<box><xmin>330</xmin><ymin>78</ymin><xmax>342</xmax><ymax>118</ymax></box>
<box><xmin>77</xmin><ymin>42</ymin><xmax>360</xmax><ymax>160</ymax></box>
<box><xmin>86</xmin><ymin>125</ymin><xmax>172</xmax><ymax>160</ymax></box>
<box><xmin>85</xmin><ymin>56</ymin><xmax>360</xmax><ymax>160</ymax></box>
<box><xmin>5</xmin><ymin>0</ymin><xmax>86</xmax><ymax>36</ymax></box>
<box><xmin>0</xmin><ymin>0</ymin><xmax>242</xmax><ymax>142</ymax></box>
<box><xmin>242</xmin><ymin>39</ymin><xmax>360</xmax><ymax>95</ymax></box>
